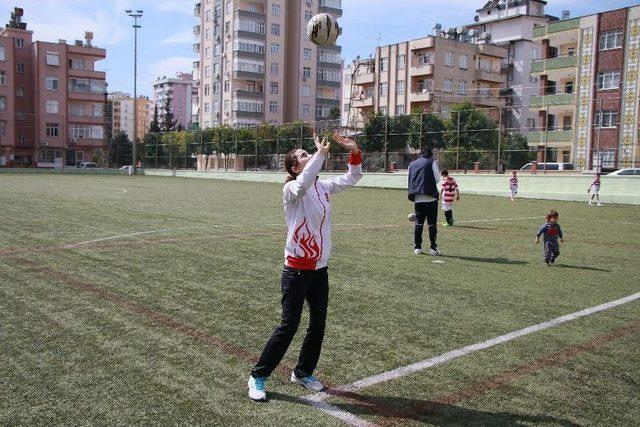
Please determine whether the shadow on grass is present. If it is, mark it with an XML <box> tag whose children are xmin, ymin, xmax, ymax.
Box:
<box><xmin>269</xmin><ymin>392</ymin><xmax>581</xmax><ymax>426</ymax></box>
<box><xmin>556</xmin><ymin>264</ymin><xmax>611</xmax><ymax>272</ymax></box>
<box><xmin>450</xmin><ymin>225</ymin><xmax>496</xmax><ymax>231</ymax></box>
<box><xmin>443</xmin><ymin>255</ymin><xmax>529</xmax><ymax>265</ymax></box>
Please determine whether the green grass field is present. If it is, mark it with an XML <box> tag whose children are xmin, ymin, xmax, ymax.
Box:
<box><xmin>1</xmin><ymin>173</ymin><xmax>638</xmax><ymax>426</ymax></box>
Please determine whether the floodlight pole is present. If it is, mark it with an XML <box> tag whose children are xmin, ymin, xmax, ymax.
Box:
<box><xmin>126</xmin><ymin>10</ymin><xmax>143</xmax><ymax>174</ymax></box>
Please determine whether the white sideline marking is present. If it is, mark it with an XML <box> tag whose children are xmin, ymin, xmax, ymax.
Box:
<box><xmin>303</xmin><ymin>292</ymin><xmax>640</xmax><ymax>426</ymax></box>
<box><xmin>109</xmin><ymin>187</ymin><xmax>128</xmax><ymax>194</ymax></box>
<box><xmin>300</xmin><ymin>395</ymin><xmax>376</xmax><ymax>427</ymax></box>
<box><xmin>431</xmin><ymin>260</ymin><xmax>445</xmax><ymax>264</ymax></box>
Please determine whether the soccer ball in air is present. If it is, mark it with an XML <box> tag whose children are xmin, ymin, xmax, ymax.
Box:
<box><xmin>307</xmin><ymin>13</ymin><xmax>341</xmax><ymax>46</ymax></box>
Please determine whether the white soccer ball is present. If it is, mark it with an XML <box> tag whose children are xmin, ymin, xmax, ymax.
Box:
<box><xmin>408</xmin><ymin>213</ymin><xmax>416</xmax><ymax>222</ymax></box>
<box><xmin>307</xmin><ymin>13</ymin><xmax>341</xmax><ymax>46</ymax></box>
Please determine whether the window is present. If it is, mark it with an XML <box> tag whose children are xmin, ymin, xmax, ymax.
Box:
<box><xmin>205</xmin><ymin>66</ymin><xmax>211</xmax><ymax>78</ymax></box>
<box><xmin>597</xmin><ymin>70</ymin><xmax>621</xmax><ymax>90</ymax></box>
<box><xmin>0</xmin><ymin>96</ymin><xmax>5</xmax><ymax>110</ymax></box>
<box><xmin>527</xmin><ymin>118</ymin><xmax>536</xmax><ymax>131</ymax></box>
<box><xmin>397</xmin><ymin>54</ymin><xmax>405</xmax><ymax>70</ymax></box>
<box><xmin>214</xmin><ymin>45</ymin><xmax>221</xmax><ymax>56</ymax></box>
<box><xmin>206</xmin><ymin>9</ymin><xmax>212</xmax><ymax>22</ymax></box>
<box><xmin>396</xmin><ymin>80</ymin><xmax>405</xmax><ymax>94</ymax></box>
<box><xmin>443</xmin><ymin>79</ymin><xmax>453</xmax><ymax>93</ymax></box>
<box><xmin>379</xmin><ymin>82</ymin><xmax>388</xmax><ymax>97</ymax></box>
<box><xmin>302</xmin><ymin>104</ymin><xmax>310</xmax><ymax>116</ymax></box>
<box><xmin>272</xmin><ymin>3</ymin><xmax>281</xmax><ymax>16</ymax></box>
<box><xmin>205</xmin><ymin>29</ymin><xmax>211</xmax><ymax>40</ymax></box>
<box><xmin>445</xmin><ymin>52</ymin><xmax>454</xmax><ymax>66</ymax></box>
<box><xmin>16</xmin><ymin>38</ymin><xmax>24</xmax><ymax>48</ymax></box>
<box><xmin>396</xmin><ymin>104</ymin><xmax>405</xmax><ymax>115</ymax></box>
<box><xmin>224</xmin><ymin>80</ymin><xmax>230</xmax><ymax>92</ymax></box>
<box><xmin>0</xmin><ymin>120</ymin><xmax>5</xmax><ymax>135</ymax></box>
<box><xmin>304</xmin><ymin>48</ymin><xmax>312</xmax><ymax>60</ymax></box>
<box><xmin>213</xmin><ymin>82</ymin><xmax>220</xmax><ymax>94</ymax></box>
<box><xmin>270</xmin><ymin>82</ymin><xmax>279</xmax><ymax>94</ymax></box>
<box><xmin>17</xmin><ymin>111</ymin><xmax>26</xmax><ymax>120</ymax></box>
<box><xmin>46</xmin><ymin>123</ymin><xmax>59</xmax><ymax>137</ymax></box>
<box><xmin>594</xmin><ymin>110</ymin><xmax>618</xmax><ymax>128</ymax></box>
<box><xmin>479</xmin><ymin>84</ymin><xmax>491</xmax><ymax>96</ymax></box>
<box><xmin>46</xmin><ymin>100</ymin><xmax>59</xmax><ymax>114</ymax></box>
<box><xmin>46</xmin><ymin>76</ymin><xmax>59</xmax><ymax>90</ymax></box>
<box><xmin>204</xmin><ymin>84</ymin><xmax>210</xmax><ymax>96</ymax></box>
<box><xmin>205</xmin><ymin>47</ymin><xmax>211</xmax><ymax>59</ymax></box>
<box><xmin>46</xmin><ymin>52</ymin><xmax>60</xmax><ymax>66</ymax></box>
<box><xmin>0</xmin><ymin>46</ymin><xmax>5</xmax><ymax>61</ymax></box>
<box><xmin>234</xmin><ymin>40</ymin><xmax>265</xmax><ymax>54</ymax></box>
<box><xmin>459</xmin><ymin>54</ymin><xmax>468</xmax><ymax>69</ymax></box>
<box><xmin>271</xmin><ymin>43</ymin><xmax>280</xmax><ymax>54</ymax></box>
<box><xmin>269</xmin><ymin>101</ymin><xmax>278</xmax><ymax>113</ymax></box>
<box><xmin>380</xmin><ymin>106</ymin><xmax>387</xmax><ymax>115</ymax></box>
<box><xmin>302</xmin><ymin>85</ymin><xmax>311</xmax><ymax>97</ymax></box>
<box><xmin>380</xmin><ymin>57</ymin><xmax>388</xmax><ymax>72</ymax></box>
<box><xmin>17</xmin><ymin>63</ymin><xmax>24</xmax><ymax>73</ymax></box>
<box><xmin>567</xmin><ymin>47</ymin><xmax>576</xmax><ymax>56</ymax></box>
<box><xmin>599</xmin><ymin>29</ymin><xmax>623</xmax><ymax>50</ymax></box>
<box><xmin>93</xmin><ymin>104</ymin><xmax>102</xmax><ymax>117</ymax></box>
<box><xmin>272</xmin><ymin>62</ymin><xmax>280</xmax><ymax>75</ymax></box>
<box><xmin>302</xmin><ymin>66</ymin><xmax>310</xmax><ymax>78</ymax></box>
<box><xmin>459</xmin><ymin>81</ymin><xmax>467</xmax><ymax>95</ymax></box>
<box><xmin>271</xmin><ymin>24</ymin><xmax>280</xmax><ymax>36</ymax></box>
<box><xmin>0</xmin><ymin>71</ymin><xmax>4</xmax><ymax>85</ymax></box>
<box><xmin>531</xmin><ymin>48</ymin><xmax>539</xmax><ymax>60</ymax></box>
<box><xmin>16</xmin><ymin>87</ymin><xmax>24</xmax><ymax>97</ymax></box>
<box><xmin>70</xmin><ymin>103</ymin><xmax>84</xmax><ymax>116</ymax></box>
<box><xmin>305</xmin><ymin>10</ymin><xmax>313</xmax><ymax>21</ymax></box>
<box><xmin>204</xmin><ymin>102</ymin><xmax>210</xmax><ymax>113</ymax></box>
<box><xmin>17</xmin><ymin>133</ymin><xmax>24</xmax><ymax>143</ymax></box>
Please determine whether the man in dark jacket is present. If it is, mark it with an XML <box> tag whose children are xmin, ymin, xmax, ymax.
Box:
<box><xmin>408</xmin><ymin>148</ymin><xmax>441</xmax><ymax>255</ymax></box>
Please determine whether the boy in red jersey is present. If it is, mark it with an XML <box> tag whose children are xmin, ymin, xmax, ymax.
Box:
<box><xmin>440</xmin><ymin>170</ymin><xmax>460</xmax><ymax>226</ymax></box>
<box><xmin>588</xmin><ymin>174</ymin><xmax>602</xmax><ymax>207</ymax></box>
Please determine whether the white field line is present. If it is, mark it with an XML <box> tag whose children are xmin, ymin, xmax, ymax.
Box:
<box><xmin>303</xmin><ymin>291</ymin><xmax>640</xmax><ymax>426</ymax></box>
<box><xmin>573</xmin><ymin>217</ymin><xmax>640</xmax><ymax>226</ymax></box>
<box><xmin>299</xmin><ymin>396</ymin><xmax>377</xmax><ymax>427</ymax></box>
<box><xmin>109</xmin><ymin>187</ymin><xmax>128</xmax><ymax>194</ymax></box>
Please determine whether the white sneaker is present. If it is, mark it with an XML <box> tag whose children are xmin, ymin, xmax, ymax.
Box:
<box><xmin>597</xmin><ymin>203</ymin><xmax>602</xmax><ymax>207</ymax></box>
<box><xmin>248</xmin><ymin>376</ymin><xmax>267</xmax><ymax>401</ymax></box>
<box><xmin>414</xmin><ymin>248</ymin><xmax>424</xmax><ymax>255</ymax></box>
<box><xmin>429</xmin><ymin>248</ymin><xmax>442</xmax><ymax>256</ymax></box>
<box><xmin>291</xmin><ymin>372</ymin><xmax>325</xmax><ymax>392</ymax></box>
<box><xmin>408</xmin><ymin>213</ymin><xmax>416</xmax><ymax>222</ymax></box>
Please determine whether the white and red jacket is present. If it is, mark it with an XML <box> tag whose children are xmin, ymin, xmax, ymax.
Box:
<box><xmin>283</xmin><ymin>151</ymin><xmax>362</xmax><ymax>270</ymax></box>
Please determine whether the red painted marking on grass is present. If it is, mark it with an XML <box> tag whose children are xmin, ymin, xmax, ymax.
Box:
<box><xmin>323</xmin><ymin>321</ymin><xmax>640</xmax><ymax>427</ymax></box>
<box><xmin>9</xmin><ymin>256</ymin><xmax>292</xmax><ymax>377</ymax></box>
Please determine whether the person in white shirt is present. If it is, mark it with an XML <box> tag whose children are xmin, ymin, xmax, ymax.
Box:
<box><xmin>248</xmin><ymin>133</ymin><xmax>362</xmax><ymax>402</ymax></box>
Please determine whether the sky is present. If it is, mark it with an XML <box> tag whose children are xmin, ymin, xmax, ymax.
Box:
<box><xmin>2</xmin><ymin>0</ymin><xmax>640</xmax><ymax>97</ymax></box>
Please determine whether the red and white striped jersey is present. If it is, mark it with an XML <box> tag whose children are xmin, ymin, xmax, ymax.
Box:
<box><xmin>510</xmin><ymin>175</ymin><xmax>518</xmax><ymax>186</ymax></box>
<box><xmin>441</xmin><ymin>177</ymin><xmax>458</xmax><ymax>203</ymax></box>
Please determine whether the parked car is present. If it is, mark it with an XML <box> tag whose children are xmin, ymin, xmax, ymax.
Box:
<box><xmin>78</xmin><ymin>162</ymin><xmax>98</xmax><ymax>169</ymax></box>
<box><xmin>607</xmin><ymin>168</ymin><xmax>640</xmax><ymax>176</ymax></box>
<box><xmin>520</xmin><ymin>162</ymin><xmax>575</xmax><ymax>171</ymax></box>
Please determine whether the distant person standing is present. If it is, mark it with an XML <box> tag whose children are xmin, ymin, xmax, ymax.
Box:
<box><xmin>510</xmin><ymin>171</ymin><xmax>519</xmax><ymax>201</ymax></box>
<box><xmin>440</xmin><ymin>170</ymin><xmax>460</xmax><ymax>227</ymax></box>
<box><xmin>408</xmin><ymin>148</ymin><xmax>442</xmax><ymax>256</ymax></box>
<box><xmin>588</xmin><ymin>174</ymin><xmax>602</xmax><ymax>207</ymax></box>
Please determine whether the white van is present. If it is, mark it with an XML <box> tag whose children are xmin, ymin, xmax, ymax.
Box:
<box><xmin>520</xmin><ymin>162</ymin><xmax>574</xmax><ymax>171</ymax></box>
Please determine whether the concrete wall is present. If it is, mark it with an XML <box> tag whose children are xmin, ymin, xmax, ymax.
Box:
<box><xmin>143</xmin><ymin>169</ymin><xmax>640</xmax><ymax>205</ymax></box>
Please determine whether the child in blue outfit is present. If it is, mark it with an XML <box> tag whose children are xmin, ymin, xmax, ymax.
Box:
<box><xmin>535</xmin><ymin>210</ymin><xmax>564</xmax><ymax>265</ymax></box>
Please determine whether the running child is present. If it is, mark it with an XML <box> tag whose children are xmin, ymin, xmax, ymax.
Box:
<box><xmin>588</xmin><ymin>174</ymin><xmax>602</xmax><ymax>207</ymax></box>
<box><xmin>440</xmin><ymin>170</ymin><xmax>459</xmax><ymax>226</ymax></box>
<box><xmin>510</xmin><ymin>171</ymin><xmax>518</xmax><ymax>201</ymax></box>
<box><xmin>535</xmin><ymin>210</ymin><xmax>564</xmax><ymax>266</ymax></box>
<box><xmin>248</xmin><ymin>133</ymin><xmax>362</xmax><ymax>402</ymax></box>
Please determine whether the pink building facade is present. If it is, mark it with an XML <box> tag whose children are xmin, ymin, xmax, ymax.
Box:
<box><xmin>152</xmin><ymin>72</ymin><xmax>196</xmax><ymax>130</ymax></box>
<box><xmin>0</xmin><ymin>8</ymin><xmax>107</xmax><ymax>168</ymax></box>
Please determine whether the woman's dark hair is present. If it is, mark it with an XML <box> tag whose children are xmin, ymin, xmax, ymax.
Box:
<box><xmin>441</xmin><ymin>169</ymin><xmax>449</xmax><ymax>176</ymax></box>
<box><xmin>546</xmin><ymin>210</ymin><xmax>559</xmax><ymax>221</ymax></box>
<box><xmin>284</xmin><ymin>148</ymin><xmax>300</xmax><ymax>182</ymax></box>
<box><xmin>421</xmin><ymin>147</ymin><xmax>434</xmax><ymax>158</ymax></box>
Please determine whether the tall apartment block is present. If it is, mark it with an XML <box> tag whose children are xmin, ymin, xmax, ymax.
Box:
<box><xmin>529</xmin><ymin>5</ymin><xmax>640</xmax><ymax>171</ymax></box>
<box><xmin>109</xmin><ymin>92</ymin><xmax>151</xmax><ymax>141</ymax></box>
<box><xmin>152</xmin><ymin>72</ymin><xmax>197</xmax><ymax>130</ymax></box>
<box><xmin>0</xmin><ymin>8</ymin><xmax>107</xmax><ymax>168</ymax></box>
<box><xmin>347</xmin><ymin>35</ymin><xmax>507</xmax><ymax>125</ymax></box>
<box><xmin>193</xmin><ymin>0</ymin><xmax>343</xmax><ymax>129</ymax></box>
<box><xmin>466</xmin><ymin>0</ymin><xmax>552</xmax><ymax>133</ymax></box>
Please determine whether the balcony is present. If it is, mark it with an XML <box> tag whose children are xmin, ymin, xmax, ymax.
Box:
<box><xmin>193</xmin><ymin>43</ymin><xmax>200</xmax><ymax>53</ymax></box>
<box><xmin>233</xmin><ymin>110</ymin><xmax>264</xmax><ymax>119</ymax></box>
<box><xmin>410</xmin><ymin>63</ymin><xmax>434</xmax><ymax>77</ymax></box>
<box><xmin>531</xmin><ymin>55</ymin><xmax>577</xmax><ymax>74</ymax></box>
<box><xmin>476</xmin><ymin>69</ymin><xmax>506</xmax><ymax>84</ymax></box>
<box><xmin>410</xmin><ymin>38</ymin><xmax>434</xmax><ymax>50</ymax></box>
<box><xmin>530</xmin><ymin>93</ymin><xmax>576</xmax><ymax>109</ymax></box>
<box><xmin>68</xmin><ymin>68</ymin><xmax>106</xmax><ymax>80</ymax></box>
<box><xmin>351</xmin><ymin>96</ymin><xmax>373</xmax><ymax>108</ymax></box>
<box><xmin>237</xmin><ymin>9</ymin><xmax>266</xmax><ymax>20</ymax></box>
<box><xmin>234</xmin><ymin>89</ymin><xmax>264</xmax><ymax>99</ymax></box>
<box><xmin>317</xmin><ymin>78</ymin><xmax>341</xmax><ymax>88</ymax></box>
<box><xmin>318</xmin><ymin>0</ymin><xmax>342</xmax><ymax>17</ymax></box>
<box><xmin>316</xmin><ymin>98</ymin><xmax>340</xmax><ymax>106</ymax></box>
<box><xmin>473</xmin><ymin>95</ymin><xmax>505</xmax><ymax>108</ymax></box>
<box><xmin>67</xmin><ymin>45</ymin><xmax>106</xmax><ymax>59</ymax></box>
<box><xmin>194</xmin><ymin>2</ymin><xmax>201</xmax><ymax>17</ymax></box>
<box><xmin>533</xmin><ymin>18</ymin><xmax>580</xmax><ymax>39</ymax></box>
<box><xmin>353</xmin><ymin>72</ymin><xmax>374</xmax><ymax>85</ymax></box>
<box><xmin>193</xmin><ymin>25</ymin><xmax>200</xmax><ymax>35</ymax></box>
<box><xmin>477</xmin><ymin>44</ymin><xmax>507</xmax><ymax>58</ymax></box>
<box><xmin>526</xmin><ymin>130</ymin><xmax>573</xmax><ymax>147</ymax></box>
<box><xmin>411</xmin><ymin>85</ymin><xmax>432</xmax><ymax>102</ymax></box>
<box><xmin>233</xmin><ymin>70</ymin><xmax>265</xmax><ymax>80</ymax></box>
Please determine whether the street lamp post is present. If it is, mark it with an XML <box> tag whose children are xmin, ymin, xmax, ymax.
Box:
<box><xmin>126</xmin><ymin>9</ymin><xmax>143</xmax><ymax>174</ymax></box>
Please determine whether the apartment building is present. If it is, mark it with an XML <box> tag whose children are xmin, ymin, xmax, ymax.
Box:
<box><xmin>340</xmin><ymin>62</ymin><xmax>364</xmax><ymax>128</ymax></box>
<box><xmin>152</xmin><ymin>72</ymin><xmax>197</xmax><ymax>130</ymax></box>
<box><xmin>109</xmin><ymin>92</ymin><xmax>151</xmax><ymax>141</ymax></box>
<box><xmin>529</xmin><ymin>5</ymin><xmax>640</xmax><ymax>171</ymax></box>
<box><xmin>0</xmin><ymin>8</ymin><xmax>107</xmax><ymax>168</ymax></box>
<box><xmin>466</xmin><ymin>0</ymin><xmax>553</xmax><ymax>133</ymax></box>
<box><xmin>349</xmin><ymin>35</ymin><xmax>507</xmax><ymax>123</ymax></box>
<box><xmin>193</xmin><ymin>0</ymin><xmax>343</xmax><ymax>129</ymax></box>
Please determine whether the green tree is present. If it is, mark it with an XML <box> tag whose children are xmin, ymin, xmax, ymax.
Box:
<box><xmin>408</xmin><ymin>110</ymin><xmax>445</xmax><ymax>150</ymax></box>
<box><xmin>503</xmin><ymin>133</ymin><xmax>534</xmax><ymax>170</ymax></box>
<box><xmin>149</xmin><ymin>103</ymin><xmax>161</xmax><ymax>133</ymax></box>
<box><xmin>108</xmin><ymin>131</ymin><xmax>132</xmax><ymax>167</ymax></box>
<box><xmin>328</xmin><ymin>106</ymin><xmax>340</xmax><ymax>120</ymax></box>
<box><xmin>444</xmin><ymin>102</ymin><xmax>498</xmax><ymax>150</ymax></box>
<box><xmin>161</xmin><ymin>97</ymin><xmax>177</xmax><ymax>132</ymax></box>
